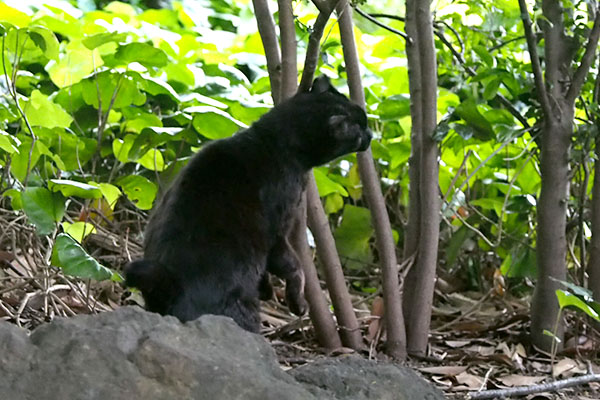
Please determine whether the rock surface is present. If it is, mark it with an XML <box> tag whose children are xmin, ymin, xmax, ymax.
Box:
<box><xmin>0</xmin><ymin>307</ymin><xmax>444</xmax><ymax>400</ymax></box>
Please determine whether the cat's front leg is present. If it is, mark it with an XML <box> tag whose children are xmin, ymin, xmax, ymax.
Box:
<box><xmin>266</xmin><ymin>237</ymin><xmax>308</xmax><ymax>316</ymax></box>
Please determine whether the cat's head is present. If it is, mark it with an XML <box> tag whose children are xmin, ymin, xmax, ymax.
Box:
<box><xmin>277</xmin><ymin>75</ymin><xmax>372</xmax><ymax>168</ymax></box>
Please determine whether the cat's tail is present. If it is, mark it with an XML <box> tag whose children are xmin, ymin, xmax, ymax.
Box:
<box><xmin>124</xmin><ymin>259</ymin><xmax>161</xmax><ymax>293</ymax></box>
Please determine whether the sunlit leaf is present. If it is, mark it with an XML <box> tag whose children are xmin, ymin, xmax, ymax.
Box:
<box><xmin>49</xmin><ymin>179</ymin><xmax>102</xmax><ymax>199</ymax></box>
<box><xmin>117</xmin><ymin>175</ymin><xmax>157</xmax><ymax>210</ymax></box>
<box><xmin>61</xmin><ymin>221</ymin><xmax>97</xmax><ymax>242</ymax></box>
<box><xmin>556</xmin><ymin>290</ymin><xmax>600</xmax><ymax>321</ymax></box>
<box><xmin>21</xmin><ymin>90</ymin><xmax>73</xmax><ymax>129</ymax></box>
<box><xmin>115</xmin><ymin>43</ymin><xmax>168</xmax><ymax>68</ymax></box>
<box><xmin>314</xmin><ymin>168</ymin><xmax>348</xmax><ymax>197</ymax></box>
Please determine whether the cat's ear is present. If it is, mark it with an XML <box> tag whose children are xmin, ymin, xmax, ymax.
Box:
<box><xmin>311</xmin><ymin>75</ymin><xmax>332</xmax><ymax>94</ymax></box>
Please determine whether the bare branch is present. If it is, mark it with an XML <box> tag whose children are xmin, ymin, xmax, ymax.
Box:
<box><xmin>278</xmin><ymin>0</ymin><xmax>298</xmax><ymax>99</ymax></box>
<box><xmin>251</xmin><ymin>0</ymin><xmax>282</xmax><ymax>104</ymax></box>
<box><xmin>468</xmin><ymin>373</ymin><xmax>600</xmax><ymax>400</ymax></box>
<box><xmin>298</xmin><ymin>9</ymin><xmax>336</xmax><ymax>92</ymax></box>
<box><xmin>353</xmin><ymin>7</ymin><xmax>409</xmax><ymax>41</ymax></box>
<box><xmin>306</xmin><ymin>175</ymin><xmax>363</xmax><ymax>349</ymax></box>
<box><xmin>518</xmin><ymin>0</ymin><xmax>553</xmax><ymax>118</ymax></box>
<box><xmin>566</xmin><ymin>10</ymin><xmax>600</xmax><ymax>103</ymax></box>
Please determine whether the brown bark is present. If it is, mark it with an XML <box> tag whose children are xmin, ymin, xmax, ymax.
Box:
<box><xmin>589</xmin><ymin>133</ymin><xmax>600</xmax><ymax>315</ymax></box>
<box><xmin>337</xmin><ymin>1</ymin><xmax>406</xmax><ymax>360</ymax></box>
<box><xmin>251</xmin><ymin>0</ymin><xmax>282</xmax><ymax>104</ymax></box>
<box><xmin>402</xmin><ymin>0</ymin><xmax>440</xmax><ymax>356</ymax></box>
<box><xmin>292</xmin><ymin>193</ymin><xmax>343</xmax><ymax>349</ymax></box>
<box><xmin>277</xmin><ymin>0</ymin><xmax>298</xmax><ymax>97</ymax></box>
<box><xmin>531</xmin><ymin>117</ymin><xmax>571</xmax><ymax>350</ymax></box>
<box><xmin>306</xmin><ymin>175</ymin><xmax>363</xmax><ymax>349</ymax></box>
<box><xmin>589</xmin><ymin>75</ymin><xmax>600</xmax><ymax>324</ymax></box>
<box><xmin>518</xmin><ymin>0</ymin><xmax>600</xmax><ymax>351</ymax></box>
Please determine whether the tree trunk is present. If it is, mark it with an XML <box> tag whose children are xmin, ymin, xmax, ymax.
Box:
<box><xmin>306</xmin><ymin>175</ymin><xmax>364</xmax><ymax>350</ymax></box>
<box><xmin>531</xmin><ymin>117</ymin><xmax>572</xmax><ymax>349</ymax></box>
<box><xmin>403</xmin><ymin>0</ymin><xmax>440</xmax><ymax>356</ymax></box>
<box><xmin>292</xmin><ymin>193</ymin><xmax>343</xmax><ymax>349</ymax></box>
<box><xmin>337</xmin><ymin>1</ymin><xmax>406</xmax><ymax>360</ymax></box>
<box><xmin>251</xmin><ymin>0</ymin><xmax>281</xmax><ymax>104</ymax></box>
<box><xmin>519</xmin><ymin>0</ymin><xmax>600</xmax><ymax>352</ymax></box>
<box><xmin>588</xmin><ymin>134</ymin><xmax>600</xmax><ymax>319</ymax></box>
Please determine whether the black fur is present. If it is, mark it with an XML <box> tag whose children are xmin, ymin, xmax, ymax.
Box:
<box><xmin>124</xmin><ymin>76</ymin><xmax>372</xmax><ymax>332</ymax></box>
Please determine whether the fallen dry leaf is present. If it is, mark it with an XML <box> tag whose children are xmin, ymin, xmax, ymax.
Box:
<box><xmin>445</xmin><ymin>339</ymin><xmax>471</xmax><ymax>348</ymax></box>
<box><xmin>497</xmin><ymin>374</ymin><xmax>545</xmax><ymax>387</ymax></box>
<box><xmin>552</xmin><ymin>357</ymin><xmax>585</xmax><ymax>378</ymax></box>
<box><xmin>418</xmin><ymin>365</ymin><xmax>468</xmax><ymax>376</ymax></box>
<box><xmin>454</xmin><ymin>371</ymin><xmax>484</xmax><ymax>389</ymax></box>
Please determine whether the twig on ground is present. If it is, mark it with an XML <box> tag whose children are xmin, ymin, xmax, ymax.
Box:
<box><xmin>467</xmin><ymin>373</ymin><xmax>600</xmax><ymax>399</ymax></box>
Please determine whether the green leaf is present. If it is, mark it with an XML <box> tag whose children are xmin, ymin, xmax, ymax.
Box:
<box><xmin>455</xmin><ymin>99</ymin><xmax>495</xmax><ymax>141</ymax></box>
<box><xmin>0</xmin><ymin>130</ymin><xmax>20</xmax><ymax>153</ymax></box>
<box><xmin>47</xmin><ymin>40</ymin><xmax>102</xmax><ymax>88</ymax></box>
<box><xmin>483</xmin><ymin>77</ymin><xmax>501</xmax><ymax>100</ymax></box>
<box><xmin>550</xmin><ymin>278</ymin><xmax>594</xmax><ymax>302</ymax></box>
<box><xmin>112</xmin><ymin>136</ymin><xmax>135</xmax><ymax>163</ymax></box>
<box><xmin>51</xmin><ymin>233</ymin><xmax>121</xmax><ymax>281</ymax></box>
<box><xmin>97</xmin><ymin>182</ymin><xmax>122</xmax><ymax>208</ymax></box>
<box><xmin>324</xmin><ymin>193</ymin><xmax>344</xmax><ymax>214</ymax></box>
<box><xmin>82</xmin><ymin>32</ymin><xmax>127</xmax><ymax>50</ymax></box>
<box><xmin>115</xmin><ymin>43</ymin><xmax>168</xmax><ymax>68</ymax></box>
<box><xmin>189</xmin><ymin>106</ymin><xmax>247</xmax><ymax>140</ymax></box>
<box><xmin>0</xmin><ymin>3</ymin><xmax>31</xmax><ymax>27</ymax></box>
<box><xmin>27</xmin><ymin>26</ymin><xmax>60</xmax><ymax>60</ymax></box>
<box><xmin>377</xmin><ymin>94</ymin><xmax>411</xmax><ymax>121</ymax></box>
<box><xmin>48</xmin><ymin>179</ymin><xmax>102</xmax><ymax>199</ymax></box>
<box><xmin>137</xmin><ymin>149</ymin><xmax>166</xmax><ymax>172</ymax></box>
<box><xmin>117</xmin><ymin>175</ymin><xmax>157</xmax><ymax>210</ymax></box>
<box><xmin>500</xmin><ymin>245</ymin><xmax>536</xmax><ymax>278</ymax></box>
<box><xmin>81</xmin><ymin>72</ymin><xmax>146</xmax><ymax>110</ymax></box>
<box><xmin>556</xmin><ymin>290</ymin><xmax>600</xmax><ymax>321</ymax></box>
<box><xmin>2</xmin><ymin>188</ymin><xmax>22</xmax><ymax>210</ymax></box>
<box><xmin>21</xmin><ymin>187</ymin><xmax>65</xmax><ymax>236</ymax></box>
<box><xmin>61</xmin><ymin>222</ymin><xmax>97</xmax><ymax>243</ymax></box>
<box><xmin>21</xmin><ymin>90</ymin><xmax>73</xmax><ymax>129</ymax></box>
<box><xmin>334</xmin><ymin>205</ymin><xmax>374</xmax><ymax>269</ymax></box>
<box><xmin>314</xmin><ymin>168</ymin><xmax>348</xmax><ymax>197</ymax></box>
<box><xmin>445</xmin><ymin>226</ymin><xmax>471</xmax><ymax>266</ymax></box>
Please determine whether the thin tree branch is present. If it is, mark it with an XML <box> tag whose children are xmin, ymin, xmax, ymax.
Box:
<box><xmin>298</xmin><ymin>8</ymin><xmax>336</xmax><ymax>92</ymax></box>
<box><xmin>252</xmin><ymin>0</ymin><xmax>282</xmax><ymax>104</ymax></box>
<box><xmin>435</xmin><ymin>31</ymin><xmax>530</xmax><ymax>128</ymax></box>
<box><xmin>468</xmin><ymin>373</ymin><xmax>600</xmax><ymax>399</ymax></box>
<box><xmin>278</xmin><ymin>0</ymin><xmax>298</xmax><ymax>98</ymax></box>
<box><xmin>518</xmin><ymin>0</ymin><xmax>553</xmax><ymax>118</ymax></box>
<box><xmin>566</xmin><ymin>10</ymin><xmax>600</xmax><ymax>103</ymax></box>
<box><xmin>353</xmin><ymin>7</ymin><xmax>409</xmax><ymax>41</ymax></box>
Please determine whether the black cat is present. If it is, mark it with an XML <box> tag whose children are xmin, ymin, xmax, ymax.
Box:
<box><xmin>125</xmin><ymin>76</ymin><xmax>372</xmax><ymax>332</ymax></box>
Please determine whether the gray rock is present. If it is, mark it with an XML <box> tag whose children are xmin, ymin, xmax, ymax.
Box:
<box><xmin>291</xmin><ymin>356</ymin><xmax>445</xmax><ymax>400</ymax></box>
<box><xmin>0</xmin><ymin>307</ymin><xmax>444</xmax><ymax>400</ymax></box>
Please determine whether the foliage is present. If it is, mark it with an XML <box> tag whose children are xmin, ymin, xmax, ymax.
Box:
<box><xmin>0</xmin><ymin>0</ymin><xmax>598</xmax><ymax>304</ymax></box>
